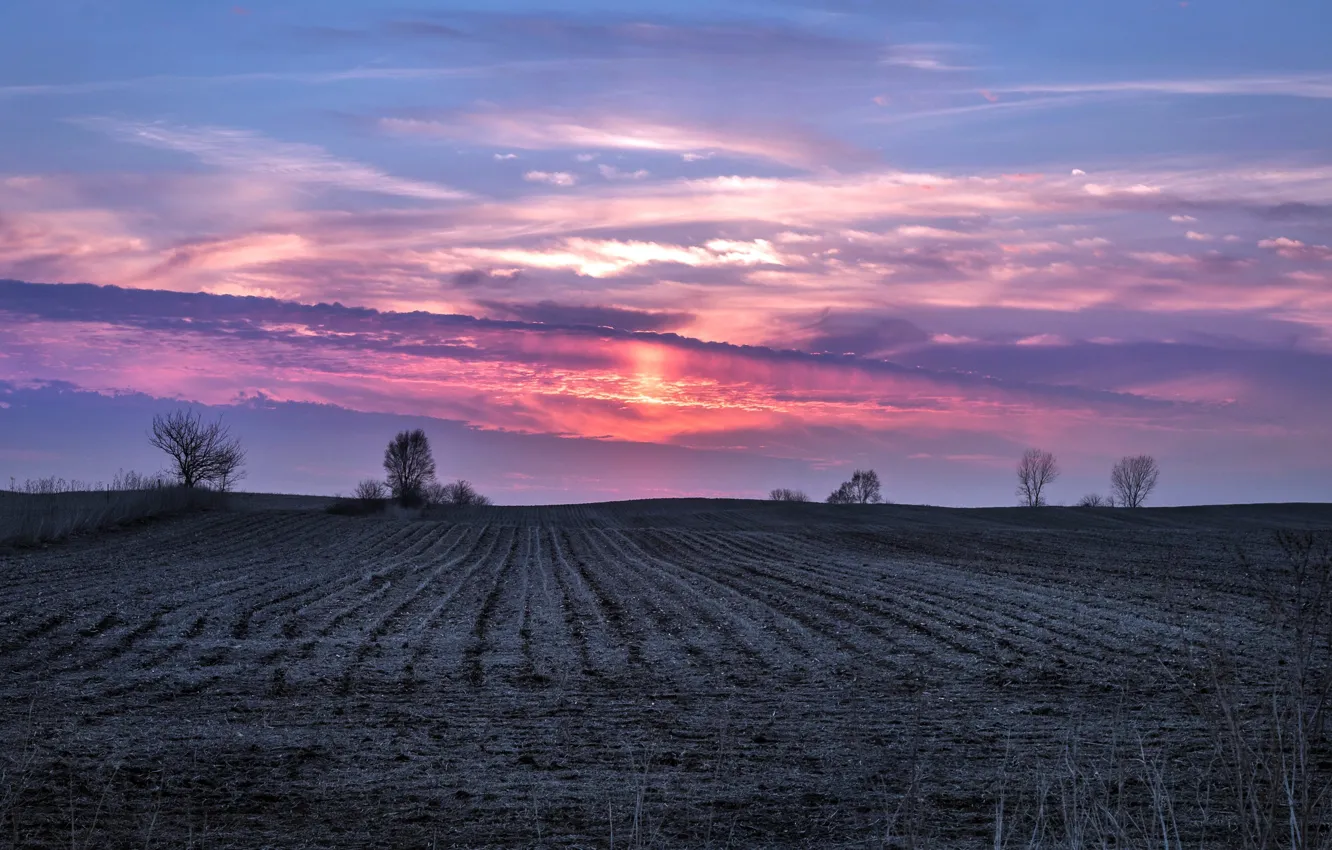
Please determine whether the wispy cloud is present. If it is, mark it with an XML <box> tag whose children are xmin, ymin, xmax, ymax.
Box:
<box><xmin>0</xmin><ymin>62</ymin><xmax>571</xmax><ymax>99</ymax></box>
<box><xmin>430</xmin><ymin>13</ymin><xmax>873</xmax><ymax>65</ymax></box>
<box><xmin>881</xmin><ymin>43</ymin><xmax>973</xmax><ymax>72</ymax></box>
<box><xmin>997</xmin><ymin>74</ymin><xmax>1332</xmax><ymax>100</ymax></box>
<box><xmin>86</xmin><ymin>120</ymin><xmax>470</xmax><ymax>201</ymax></box>
<box><xmin>865</xmin><ymin>93</ymin><xmax>1097</xmax><ymax>126</ymax></box>
<box><xmin>380</xmin><ymin>111</ymin><xmax>857</xmax><ymax>169</ymax></box>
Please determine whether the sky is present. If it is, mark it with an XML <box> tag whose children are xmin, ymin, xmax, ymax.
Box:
<box><xmin>2</xmin><ymin>0</ymin><xmax>1331</xmax><ymax>505</ymax></box>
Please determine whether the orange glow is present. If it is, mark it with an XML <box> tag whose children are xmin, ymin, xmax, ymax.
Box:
<box><xmin>1</xmin><ymin>316</ymin><xmax>1093</xmax><ymax>451</ymax></box>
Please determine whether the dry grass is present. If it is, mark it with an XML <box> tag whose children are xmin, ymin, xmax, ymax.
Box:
<box><xmin>984</xmin><ymin>531</ymin><xmax>1332</xmax><ymax>850</ymax></box>
<box><xmin>0</xmin><ymin>487</ymin><xmax>221</xmax><ymax>547</ymax></box>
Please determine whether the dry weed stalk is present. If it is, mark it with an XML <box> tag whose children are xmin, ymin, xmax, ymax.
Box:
<box><xmin>990</xmin><ymin>727</ymin><xmax>1185</xmax><ymax>850</ymax></box>
<box><xmin>988</xmin><ymin>532</ymin><xmax>1332</xmax><ymax>849</ymax></box>
<box><xmin>1200</xmin><ymin>531</ymin><xmax>1332</xmax><ymax>850</ymax></box>
<box><xmin>0</xmin><ymin>694</ymin><xmax>40</xmax><ymax>845</ymax></box>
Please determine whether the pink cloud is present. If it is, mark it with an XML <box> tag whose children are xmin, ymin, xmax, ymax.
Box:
<box><xmin>457</xmin><ymin>237</ymin><xmax>788</xmax><ymax>277</ymax></box>
<box><xmin>523</xmin><ymin>170</ymin><xmax>577</xmax><ymax>187</ymax></box>
<box><xmin>1129</xmin><ymin>251</ymin><xmax>1197</xmax><ymax>266</ymax></box>
<box><xmin>5</xmin><ymin>159</ymin><xmax>1332</xmax><ymax>351</ymax></box>
<box><xmin>0</xmin><ymin>310</ymin><xmax>1073</xmax><ymax>451</ymax></box>
<box><xmin>1259</xmin><ymin>237</ymin><xmax>1332</xmax><ymax>261</ymax></box>
<box><xmin>598</xmin><ymin>164</ymin><xmax>650</xmax><ymax>181</ymax></box>
<box><xmin>5</xmin><ymin>279</ymin><xmax>1331</xmax><ymax>506</ymax></box>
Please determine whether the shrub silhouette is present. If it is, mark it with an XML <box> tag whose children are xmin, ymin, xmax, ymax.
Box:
<box><xmin>827</xmin><ymin>469</ymin><xmax>882</xmax><ymax>505</ymax></box>
<box><xmin>427</xmin><ymin>479</ymin><xmax>492</xmax><ymax>507</ymax></box>
<box><xmin>1075</xmin><ymin>493</ymin><xmax>1113</xmax><ymax>508</ymax></box>
<box><xmin>354</xmin><ymin>479</ymin><xmax>387</xmax><ymax>501</ymax></box>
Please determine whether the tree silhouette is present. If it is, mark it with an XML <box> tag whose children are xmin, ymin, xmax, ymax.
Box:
<box><xmin>1016</xmin><ymin>448</ymin><xmax>1060</xmax><ymax>507</ymax></box>
<box><xmin>827</xmin><ymin>469</ymin><xmax>882</xmax><ymax>505</ymax></box>
<box><xmin>149</xmin><ymin>410</ymin><xmax>246</xmax><ymax>491</ymax></box>
<box><xmin>1111</xmin><ymin>455</ymin><xmax>1160</xmax><ymax>508</ymax></box>
<box><xmin>383</xmin><ymin>429</ymin><xmax>436</xmax><ymax>506</ymax></box>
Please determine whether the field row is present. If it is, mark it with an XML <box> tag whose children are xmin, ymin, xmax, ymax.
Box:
<box><xmin>0</xmin><ymin>512</ymin><xmax>1259</xmax><ymax>702</ymax></box>
<box><xmin>1</xmin><ymin>504</ymin><xmax>1318</xmax><ymax>847</ymax></box>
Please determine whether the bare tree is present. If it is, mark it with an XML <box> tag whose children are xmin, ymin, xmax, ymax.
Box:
<box><xmin>827</xmin><ymin>469</ymin><xmax>882</xmax><ymax>505</ymax></box>
<box><xmin>149</xmin><ymin>410</ymin><xmax>246</xmax><ymax>490</ymax></box>
<box><xmin>1075</xmin><ymin>493</ymin><xmax>1113</xmax><ymax>508</ymax></box>
<box><xmin>850</xmin><ymin>469</ymin><xmax>883</xmax><ymax>504</ymax></box>
<box><xmin>353</xmin><ymin>479</ymin><xmax>387</xmax><ymax>501</ymax></box>
<box><xmin>1111</xmin><ymin>454</ymin><xmax>1159</xmax><ymax>508</ymax></box>
<box><xmin>383</xmin><ymin>429</ymin><xmax>436</xmax><ymax>506</ymax></box>
<box><xmin>214</xmin><ymin>445</ymin><xmax>246</xmax><ymax>493</ymax></box>
<box><xmin>769</xmin><ymin>488</ymin><xmax>810</xmax><ymax>502</ymax></box>
<box><xmin>1016</xmin><ymin>448</ymin><xmax>1060</xmax><ymax>507</ymax></box>
<box><xmin>427</xmin><ymin>479</ymin><xmax>492</xmax><ymax>507</ymax></box>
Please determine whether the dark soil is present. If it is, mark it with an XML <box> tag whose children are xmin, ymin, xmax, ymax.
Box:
<box><xmin>1</xmin><ymin>500</ymin><xmax>1328</xmax><ymax>847</ymax></box>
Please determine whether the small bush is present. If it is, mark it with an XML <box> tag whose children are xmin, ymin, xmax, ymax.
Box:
<box><xmin>325</xmin><ymin>497</ymin><xmax>388</xmax><ymax>517</ymax></box>
<box><xmin>1076</xmin><ymin>493</ymin><xmax>1114</xmax><ymax>508</ymax></box>
<box><xmin>769</xmin><ymin>488</ymin><xmax>810</xmax><ymax>502</ymax></box>
<box><xmin>354</xmin><ymin>479</ymin><xmax>387</xmax><ymax>501</ymax></box>
<box><xmin>326</xmin><ymin>478</ymin><xmax>391</xmax><ymax>516</ymax></box>
<box><xmin>426</xmin><ymin>479</ymin><xmax>492</xmax><ymax>507</ymax></box>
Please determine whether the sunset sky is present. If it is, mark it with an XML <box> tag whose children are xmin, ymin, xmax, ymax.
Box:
<box><xmin>2</xmin><ymin>0</ymin><xmax>1331</xmax><ymax>504</ymax></box>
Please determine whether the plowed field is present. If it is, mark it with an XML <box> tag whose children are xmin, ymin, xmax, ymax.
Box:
<box><xmin>2</xmin><ymin>500</ymin><xmax>1329</xmax><ymax>847</ymax></box>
